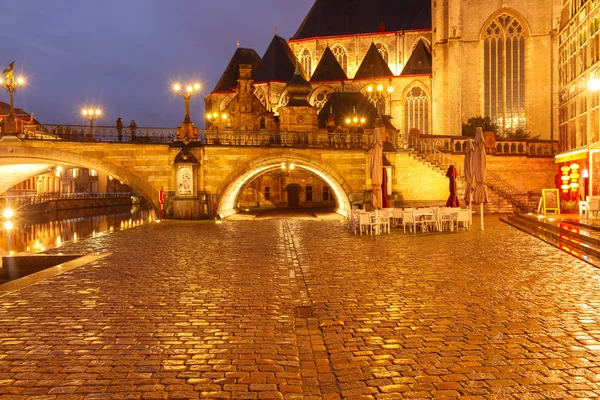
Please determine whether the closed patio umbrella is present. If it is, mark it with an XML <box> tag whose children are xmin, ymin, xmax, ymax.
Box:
<box><xmin>369</xmin><ymin>127</ymin><xmax>383</xmax><ymax>209</ymax></box>
<box><xmin>464</xmin><ymin>139</ymin><xmax>474</xmax><ymax>206</ymax></box>
<box><xmin>445</xmin><ymin>165</ymin><xmax>460</xmax><ymax>207</ymax></box>
<box><xmin>382</xmin><ymin>168</ymin><xmax>389</xmax><ymax>208</ymax></box>
<box><xmin>472</xmin><ymin>127</ymin><xmax>488</xmax><ymax>230</ymax></box>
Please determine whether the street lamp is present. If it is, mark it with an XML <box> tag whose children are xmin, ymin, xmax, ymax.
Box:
<box><xmin>82</xmin><ymin>108</ymin><xmax>101</xmax><ymax>136</ymax></box>
<box><xmin>0</xmin><ymin>62</ymin><xmax>26</xmax><ymax>133</ymax></box>
<box><xmin>366</xmin><ymin>81</ymin><xmax>394</xmax><ymax>115</ymax></box>
<box><xmin>206</xmin><ymin>111</ymin><xmax>229</xmax><ymax>126</ymax></box>
<box><xmin>173</xmin><ymin>82</ymin><xmax>201</xmax><ymax>123</ymax></box>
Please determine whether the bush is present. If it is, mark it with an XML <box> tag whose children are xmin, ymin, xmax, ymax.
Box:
<box><xmin>561</xmin><ymin>200</ymin><xmax>578</xmax><ymax>214</ymax></box>
<box><xmin>462</xmin><ymin>116</ymin><xmax>498</xmax><ymax>137</ymax></box>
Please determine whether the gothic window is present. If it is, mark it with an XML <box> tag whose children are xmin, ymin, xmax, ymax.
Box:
<box><xmin>483</xmin><ymin>13</ymin><xmax>526</xmax><ymax>134</ymax></box>
<box><xmin>305</xmin><ymin>185</ymin><xmax>313</xmax><ymax>201</ymax></box>
<box><xmin>404</xmin><ymin>85</ymin><xmax>429</xmax><ymax>135</ymax></box>
<box><xmin>331</xmin><ymin>44</ymin><xmax>348</xmax><ymax>73</ymax></box>
<box><xmin>375</xmin><ymin>43</ymin><xmax>388</xmax><ymax>63</ymax></box>
<box><xmin>264</xmin><ymin>186</ymin><xmax>270</xmax><ymax>200</ymax></box>
<box><xmin>301</xmin><ymin>49</ymin><xmax>312</xmax><ymax>77</ymax></box>
<box><xmin>312</xmin><ymin>88</ymin><xmax>332</xmax><ymax>110</ymax></box>
<box><xmin>323</xmin><ymin>185</ymin><xmax>330</xmax><ymax>201</ymax></box>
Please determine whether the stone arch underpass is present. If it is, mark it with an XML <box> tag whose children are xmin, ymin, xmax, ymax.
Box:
<box><xmin>216</xmin><ymin>153</ymin><xmax>354</xmax><ymax>218</ymax></box>
<box><xmin>0</xmin><ymin>142</ymin><xmax>166</xmax><ymax>211</ymax></box>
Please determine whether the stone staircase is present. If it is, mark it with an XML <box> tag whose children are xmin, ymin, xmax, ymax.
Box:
<box><xmin>405</xmin><ymin>136</ymin><xmax>534</xmax><ymax>214</ymax></box>
<box><xmin>408</xmin><ymin>151</ymin><xmax>519</xmax><ymax>214</ymax></box>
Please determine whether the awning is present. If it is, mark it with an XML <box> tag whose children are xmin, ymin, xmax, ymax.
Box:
<box><xmin>555</xmin><ymin>146</ymin><xmax>589</xmax><ymax>163</ymax></box>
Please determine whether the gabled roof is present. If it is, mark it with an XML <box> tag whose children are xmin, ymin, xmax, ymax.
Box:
<box><xmin>401</xmin><ymin>40</ymin><xmax>432</xmax><ymax>75</ymax></box>
<box><xmin>354</xmin><ymin>43</ymin><xmax>394</xmax><ymax>79</ymax></box>
<box><xmin>310</xmin><ymin>47</ymin><xmax>348</xmax><ymax>82</ymax></box>
<box><xmin>212</xmin><ymin>47</ymin><xmax>261</xmax><ymax>92</ymax></box>
<box><xmin>293</xmin><ymin>0</ymin><xmax>431</xmax><ymax>40</ymax></box>
<box><xmin>254</xmin><ymin>35</ymin><xmax>301</xmax><ymax>83</ymax></box>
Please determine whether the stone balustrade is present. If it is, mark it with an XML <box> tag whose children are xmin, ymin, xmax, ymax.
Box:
<box><xmin>416</xmin><ymin>135</ymin><xmax>558</xmax><ymax>157</ymax></box>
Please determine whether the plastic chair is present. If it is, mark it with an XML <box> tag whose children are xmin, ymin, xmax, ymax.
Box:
<box><xmin>456</xmin><ymin>209</ymin><xmax>472</xmax><ymax>231</ymax></box>
<box><xmin>402</xmin><ymin>211</ymin><xmax>426</xmax><ymax>233</ymax></box>
<box><xmin>379</xmin><ymin>209</ymin><xmax>391</xmax><ymax>234</ymax></box>
<box><xmin>392</xmin><ymin>208</ymin><xmax>403</xmax><ymax>227</ymax></box>
<box><xmin>359</xmin><ymin>212</ymin><xmax>371</xmax><ymax>235</ymax></box>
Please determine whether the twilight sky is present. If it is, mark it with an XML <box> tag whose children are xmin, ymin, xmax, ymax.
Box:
<box><xmin>1</xmin><ymin>0</ymin><xmax>314</xmax><ymax>128</ymax></box>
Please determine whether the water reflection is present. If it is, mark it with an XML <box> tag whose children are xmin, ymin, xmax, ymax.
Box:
<box><xmin>0</xmin><ymin>204</ymin><xmax>156</xmax><ymax>258</ymax></box>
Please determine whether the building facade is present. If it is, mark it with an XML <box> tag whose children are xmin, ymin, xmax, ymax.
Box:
<box><xmin>556</xmin><ymin>0</ymin><xmax>600</xmax><ymax>197</ymax></box>
<box><xmin>206</xmin><ymin>0</ymin><xmax>561</xmax><ymax>140</ymax></box>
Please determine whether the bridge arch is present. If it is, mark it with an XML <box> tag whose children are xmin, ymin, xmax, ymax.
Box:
<box><xmin>0</xmin><ymin>144</ymin><xmax>160</xmax><ymax>211</ymax></box>
<box><xmin>217</xmin><ymin>153</ymin><xmax>353</xmax><ymax>218</ymax></box>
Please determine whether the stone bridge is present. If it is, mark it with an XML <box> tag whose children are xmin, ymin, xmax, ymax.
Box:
<box><xmin>0</xmin><ymin>137</ymin><xmax>383</xmax><ymax>218</ymax></box>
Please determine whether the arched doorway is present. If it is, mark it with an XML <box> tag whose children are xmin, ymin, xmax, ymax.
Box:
<box><xmin>286</xmin><ymin>185</ymin><xmax>301</xmax><ymax>208</ymax></box>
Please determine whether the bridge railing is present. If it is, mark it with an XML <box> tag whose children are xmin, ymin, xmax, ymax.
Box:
<box><xmin>22</xmin><ymin>124</ymin><xmax>177</xmax><ymax>144</ymax></box>
<box><xmin>202</xmin><ymin>130</ymin><xmax>373</xmax><ymax>148</ymax></box>
<box><xmin>1</xmin><ymin>192</ymin><xmax>134</xmax><ymax>209</ymax></box>
<box><xmin>21</xmin><ymin>125</ymin><xmax>377</xmax><ymax>149</ymax></box>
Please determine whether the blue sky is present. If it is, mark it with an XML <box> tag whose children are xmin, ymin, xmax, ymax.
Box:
<box><xmin>1</xmin><ymin>0</ymin><xmax>314</xmax><ymax>127</ymax></box>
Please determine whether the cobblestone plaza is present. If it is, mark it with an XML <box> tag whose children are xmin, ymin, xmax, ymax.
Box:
<box><xmin>0</xmin><ymin>216</ymin><xmax>599</xmax><ymax>399</ymax></box>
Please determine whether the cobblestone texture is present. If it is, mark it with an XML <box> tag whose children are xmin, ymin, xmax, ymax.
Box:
<box><xmin>0</xmin><ymin>216</ymin><xmax>599</xmax><ymax>399</ymax></box>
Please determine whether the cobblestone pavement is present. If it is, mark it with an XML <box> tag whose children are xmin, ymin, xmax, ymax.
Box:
<box><xmin>0</xmin><ymin>216</ymin><xmax>599</xmax><ymax>399</ymax></box>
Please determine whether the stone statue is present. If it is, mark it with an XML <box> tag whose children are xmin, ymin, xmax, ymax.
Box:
<box><xmin>3</xmin><ymin>61</ymin><xmax>15</xmax><ymax>82</ymax></box>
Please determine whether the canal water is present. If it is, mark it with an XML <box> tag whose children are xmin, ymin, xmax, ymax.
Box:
<box><xmin>0</xmin><ymin>204</ymin><xmax>156</xmax><ymax>259</ymax></box>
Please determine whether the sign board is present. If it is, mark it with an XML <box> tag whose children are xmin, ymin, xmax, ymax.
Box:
<box><xmin>541</xmin><ymin>188</ymin><xmax>560</xmax><ymax>214</ymax></box>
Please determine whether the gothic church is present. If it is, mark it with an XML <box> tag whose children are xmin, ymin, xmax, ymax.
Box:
<box><xmin>205</xmin><ymin>0</ymin><xmax>561</xmax><ymax>140</ymax></box>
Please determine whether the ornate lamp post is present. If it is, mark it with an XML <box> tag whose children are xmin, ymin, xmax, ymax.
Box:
<box><xmin>173</xmin><ymin>82</ymin><xmax>201</xmax><ymax>141</ymax></box>
<box><xmin>366</xmin><ymin>81</ymin><xmax>394</xmax><ymax>115</ymax></box>
<box><xmin>0</xmin><ymin>62</ymin><xmax>26</xmax><ymax>133</ymax></box>
<box><xmin>82</xmin><ymin>108</ymin><xmax>101</xmax><ymax>137</ymax></box>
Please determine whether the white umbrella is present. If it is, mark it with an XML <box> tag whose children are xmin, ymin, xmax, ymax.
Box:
<box><xmin>369</xmin><ymin>127</ymin><xmax>383</xmax><ymax>209</ymax></box>
<box><xmin>472</xmin><ymin>127</ymin><xmax>488</xmax><ymax>230</ymax></box>
<box><xmin>463</xmin><ymin>139</ymin><xmax>474</xmax><ymax>207</ymax></box>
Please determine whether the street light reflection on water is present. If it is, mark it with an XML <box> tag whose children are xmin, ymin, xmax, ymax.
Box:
<box><xmin>0</xmin><ymin>204</ymin><xmax>156</xmax><ymax>256</ymax></box>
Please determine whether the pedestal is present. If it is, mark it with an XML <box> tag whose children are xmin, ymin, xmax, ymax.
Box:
<box><xmin>176</xmin><ymin>121</ymin><xmax>199</xmax><ymax>141</ymax></box>
<box><xmin>2</xmin><ymin>113</ymin><xmax>18</xmax><ymax>134</ymax></box>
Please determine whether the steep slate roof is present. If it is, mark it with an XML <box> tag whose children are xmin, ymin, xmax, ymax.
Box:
<box><xmin>254</xmin><ymin>35</ymin><xmax>301</xmax><ymax>83</ymax></box>
<box><xmin>354</xmin><ymin>43</ymin><xmax>394</xmax><ymax>79</ymax></box>
<box><xmin>401</xmin><ymin>40</ymin><xmax>432</xmax><ymax>75</ymax></box>
<box><xmin>293</xmin><ymin>0</ymin><xmax>431</xmax><ymax>40</ymax></box>
<box><xmin>212</xmin><ymin>47</ymin><xmax>261</xmax><ymax>92</ymax></box>
<box><xmin>310</xmin><ymin>47</ymin><xmax>348</xmax><ymax>82</ymax></box>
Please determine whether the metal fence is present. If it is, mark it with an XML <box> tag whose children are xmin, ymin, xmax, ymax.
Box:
<box><xmin>22</xmin><ymin>124</ymin><xmax>176</xmax><ymax>144</ymax></box>
<box><xmin>21</xmin><ymin>125</ymin><xmax>380</xmax><ymax>149</ymax></box>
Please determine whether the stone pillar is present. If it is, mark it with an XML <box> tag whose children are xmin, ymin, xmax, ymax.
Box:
<box><xmin>172</xmin><ymin>145</ymin><xmax>203</xmax><ymax>219</ymax></box>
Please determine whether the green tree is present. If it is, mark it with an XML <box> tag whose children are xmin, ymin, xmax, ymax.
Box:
<box><xmin>461</xmin><ymin>116</ymin><xmax>498</xmax><ymax>137</ymax></box>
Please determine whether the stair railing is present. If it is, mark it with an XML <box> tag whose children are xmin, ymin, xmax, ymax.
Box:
<box><xmin>406</xmin><ymin>134</ymin><xmax>463</xmax><ymax>177</ymax></box>
<box><xmin>405</xmin><ymin>134</ymin><xmax>538</xmax><ymax>212</ymax></box>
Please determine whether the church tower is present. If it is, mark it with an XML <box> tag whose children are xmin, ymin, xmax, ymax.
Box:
<box><xmin>433</xmin><ymin>0</ymin><xmax>560</xmax><ymax>139</ymax></box>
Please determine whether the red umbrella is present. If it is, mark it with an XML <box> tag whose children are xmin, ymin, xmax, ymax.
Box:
<box><xmin>382</xmin><ymin>168</ymin><xmax>389</xmax><ymax>208</ymax></box>
<box><xmin>445</xmin><ymin>165</ymin><xmax>460</xmax><ymax>207</ymax></box>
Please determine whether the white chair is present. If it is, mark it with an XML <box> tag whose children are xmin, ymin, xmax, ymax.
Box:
<box><xmin>379</xmin><ymin>209</ymin><xmax>391</xmax><ymax>234</ymax></box>
<box><xmin>590</xmin><ymin>197</ymin><xmax>600</xmax><ymax>219</ymax></box>
<box><xmin>419</xmin><ymin>208</ymin><xmax>438</xmax><ymax>232</ymax></box>
<box><xmin>403</xmin><ymin>211</ymin><xmax>426</xmax><ymax>233</ymax></box>
<box><xmin>359</xmin><ymin>212</ymin><xmax>371</xmax><ymax>235</ymax></box>
<box><xmin>456</xmin><ymin>209</ymin><xmax>472</xmax><ymax>231</ymax></box>
<box><xmin>391</xmin><ymin>208</ymin><xmax>403</xmax><ymax>227</ymax></box>
<box><xmin>350</xmin><ymin>210</ymin><xmax>361</xmax><ymax>234</ymax></box>
<box><xmin>440</xmin><ymin>208</ymin><xmax>457</xmax><ymax>231</ymax></box>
